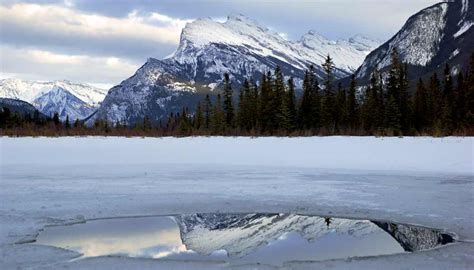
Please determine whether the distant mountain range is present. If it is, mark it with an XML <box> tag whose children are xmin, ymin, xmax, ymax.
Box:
<box><xmin>0</xmin><ymin>79</ymin><xmax>107</xmax><ymax>121</ymax></box>
<box><xmin>1</xmin><ymin>1</ymin><xmax>472</xmax><ymax>126</ymax></box>
<box><xmin>93</xmin><ymin>14</ymin><xmax>380</xmax><ymax>125</ymax></box>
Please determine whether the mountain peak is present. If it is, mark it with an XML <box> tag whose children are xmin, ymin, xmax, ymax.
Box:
<box><xmin>226</xmin><ymin>13</ymin><xmax>254</xmax><ymax>24</ymax></box>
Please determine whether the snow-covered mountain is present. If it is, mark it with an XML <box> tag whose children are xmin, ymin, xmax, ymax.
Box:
<box><xmin>0</xmin><ymin>79</ymin><xmax>107</xmax><ymax>121</ymax></box>
<box><xmin>176</xmin><ymin>213</ymin><xmax>380</xmax><ymax>258</ymax></box>
<box><xmin>175</xmin><ymin>213</ymin><xmax>451</xmax><ymax>258</ymax></box>
<box><xmin>95</xmin><ymin>14</ymin><xmax>380</xmax><ymax>125</ymax></box>
<box><xmin>355</xmin><ymin>0</ymin><xmax>473</xmax><ymax>82</ymax></box>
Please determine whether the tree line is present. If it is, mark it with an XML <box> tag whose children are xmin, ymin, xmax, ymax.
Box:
<box><xmin>166</xmin><ymin>50</ymin><xmax>474</xmax><ymax>136</ymax></box>
<box><xmin>1</xmin><ymin>50</ymin><xmax>473</xmax><ymax>137</ymax></box>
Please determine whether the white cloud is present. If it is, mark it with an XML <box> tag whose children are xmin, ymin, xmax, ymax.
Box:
<box><xmin>0</xmin><ymin>45</ymin><xmax>139</xmax><ymax>87</ymax></box>
<box><xmin>0</xmin><ymin>2</ymin><xmax>195</xmax><ymax>85</ymax></box>
<box><xmin>0</xmin><ymin>3</ymin><xmax>187</xmax><ymax>46</ymax></box>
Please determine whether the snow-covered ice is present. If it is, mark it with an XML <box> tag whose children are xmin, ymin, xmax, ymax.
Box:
<box><xmin>0</xmin><ymin>136</ymin><xmax>473</xmax><ymax>269</ymax></box>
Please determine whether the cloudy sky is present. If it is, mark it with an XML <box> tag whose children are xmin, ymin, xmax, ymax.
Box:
<box><xmin>0</xmin><ymin>0</ymin><xmax>439</xmax><ymax>89</ymax></box>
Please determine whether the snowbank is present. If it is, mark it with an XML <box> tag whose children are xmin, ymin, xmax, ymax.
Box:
<box><xmin>2</xmin><ymin>136</ymin><xmax>472</xmax><ymax>175</ymax></box>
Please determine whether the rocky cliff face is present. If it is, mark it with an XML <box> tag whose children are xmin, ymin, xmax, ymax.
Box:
<box><xmin>355</xmin><ymin>1</ymin><xmax>473</xmax><ymax>83</ymax></box>
<box><xmin>95</xmin><ymin>14</ymin><xmax>380</xmax><ymax>125</ymax></box>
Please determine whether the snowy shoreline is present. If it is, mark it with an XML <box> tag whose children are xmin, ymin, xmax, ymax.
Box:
<box><xmin>1</xmin><ymin>136</ymin><xmax>473</xmax><ymax>269</ymax></box>
<box><xmin>2</xmin><ymin>136</ymin><xmax>472</xmax><ymax>175</ymax></box>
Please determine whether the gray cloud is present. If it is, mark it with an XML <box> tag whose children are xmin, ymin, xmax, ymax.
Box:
<box><xmin>0</xmin><ymin>0</ymin><xmax>440</xmax><ymax>86</ymax></box>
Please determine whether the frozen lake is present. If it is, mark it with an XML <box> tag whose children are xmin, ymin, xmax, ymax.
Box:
<box><xmin>0</xmin><ymin>136</ymin><xmax>473</xmax><ymax>269</ymax></box>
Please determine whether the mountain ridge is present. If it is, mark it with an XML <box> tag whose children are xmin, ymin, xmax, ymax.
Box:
<box><xmin>0</xmin><ymin>79</ymin><xmax>107</xmax><ymax>120</ymax></box>
<box><xmin>94</xmin><ymin>14</ymin><xmax>380</xmax><ymax>125</ymax></box>
<box><xmin>355</xmin><ymin>1</ymin><xmax>473</xmax><ymax>83</ymax></box>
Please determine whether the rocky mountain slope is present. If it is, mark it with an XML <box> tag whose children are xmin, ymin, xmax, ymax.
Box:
<box><xmin>355</xmin><ymin>0</ymin><xmax>473</xmax><ymax>82</ymax></box>
<box><xmin>0</xmin><ymin>98</ymin><xmax>48</xmax><ymax>120</ymax></box>
<box><xmin>0</xmin><ymin>79</ymin><xmax>107</xmax><ymax>121</ymax></box>
<box><xmin>95</xmin><ymin>14</ymin><xmax>380</xmax><ymax>125</ymax></box>
<box><xmin>176</xmin><ymin>213</ymin><xmax>381</xmax><ymax>258</ymax></box>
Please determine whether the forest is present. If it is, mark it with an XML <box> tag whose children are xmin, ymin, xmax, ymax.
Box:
<box><xmin>1</xmin><ymin>50</ymin><xmax>473</xmax><ymax>137</ymax></box>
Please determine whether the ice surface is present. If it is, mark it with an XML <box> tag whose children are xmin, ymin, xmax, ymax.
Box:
<box><xmin>0</xmin><ymin>136</ymin><xmax>473</xmax><ymax>269</ymax></box>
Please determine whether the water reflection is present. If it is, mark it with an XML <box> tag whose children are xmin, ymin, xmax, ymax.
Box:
<box><xmin>33</xmin><ymin>213</ymin><xmax>451</xmax><ymax>265</ymax></box>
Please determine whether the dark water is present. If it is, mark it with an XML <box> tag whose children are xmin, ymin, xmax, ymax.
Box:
<box><xmin>33</xmin><ymin>213</ymin><xmax>453</xmax><ymax>266</ymax></box>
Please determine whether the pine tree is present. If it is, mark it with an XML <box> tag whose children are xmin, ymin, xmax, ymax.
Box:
<box><xmin>194</xmin><ymin>101</ymin><xmax>203</xmax><ymax>130</ymax></box>
<box><xmin>361</xmin><ymin>71</ymin><xmax>380</xmax><ymax>133</ymax></box>
<box><xmin>384</xmin><ymin>95</ymin><xmax>401</xmax><ymax>134</ymax></box>
<box><xmin>53</xmin><ymin>112</ymin><xmax>60</xmax><ymax>126</ymax></box>
<box><xmin>143</xmin><ymin>115</ymin><xmax>152</xmax><ymax>130</ymax></box>
<box><xmin>398</xmin><ymin>63</ymin><xmax>411</xmax><ymax>132</ymax></box>
<box><xmin>204</xmin><ymin>94</ymin><xmax>212</xmax><ymax>130</ymax></box>
<box><xmin>272</xmin><ymin>66</ymin><xmax>285</xmax><ymax>130</ymax></box>
<box><xmin>65</xmin><ymin>115</ymin><xmax>70</xmax><ymax>129</ymax></box>
<box><xmin>427</xmin><ymin>72</ymin><xmax>442</xmax><ymax>129</ymax></box>
<box><xmin>249</xmin><ymin>79</ymin><xmax>259</xmax><ymax>130</ymax></box>
<box><xmin>321</xmin><ymin>55</ymin><xmax>336</xmax><ymax>132</ymax></box>
<box><xmin>259</xmin><ymin>72</ymin><xmax>273</xmax><ymax>132</ymax></box>
<box><xmin>346</xmin><ymin>74</ymin><xmax>358</xmax><ymax>130</ymax></box>
<box><xmin>454</xmin><ymin>72</ymin><xmax>466</xmax><ymax>127</ymax></box>
<box><xmin>440</xmin><ymin>64</ymin><xmax>454</xmax><ymax>131</ymax></box>
<box><xmin>387</xmin><ymin>48</ymin><xmax>400</xmax><ymax>102</ymax></box>
<box><xmin>280</xmin><ymin>77</ymin><xmax>296</xmax><ymax>132</ymax></box>
<box><xmin>237</xmin><ymin>79</ymin><xmax>252</xmax><ymax>131</ymax></box>
<box><xmin>222</xmin><ymin>73</ymin><xmax>234</xmax><ymax>128</ymax></box>
<box><xmin>335</xmin><ymin>82</ymin><xmax>346</xmax><ymax>131</ymax></box>
<box><xmin>298</xmin><ymin>70</ymin><xmax>313</xmax><ymax>130</ymax></box>
<box><xmin>211</xmin><ymin>94</ymin><xmax>225</xmax><ymax>134</ymax></box>
<box><xmin>310</xmin><ymin>69</ymin><xmax>321</xmax><ymax>130</ymax></box>
<box><xmin>413</xmin><ymin>78</ymin><xmax>428</xmax><ymax>132</ymax></box>
<box><xmin>466</xmin><ymin>53</ymin><xmax>474</xmax><ymax>127</ymax></box>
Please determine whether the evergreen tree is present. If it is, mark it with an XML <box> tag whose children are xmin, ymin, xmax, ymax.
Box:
<box><xmin>222</xmin><ymin>73</ymin><xmax>234</xmax><ymax>128</ymax></box>
<box><xmin>179</xmin><ymin>107</ymin><xmax>191</xmax><ymax>135</ymax></box>
<box><xmin>427</xmin><ymin>72</ymin><xmax>442</xmax><ymax>129</ymax></box>
<box><xmin>194</xmin><ymin>102</ymin><xmax>203</xmax><ymax>130</ymax></box>
<box><xmin>250</xmin><ymin>79</ymin><xmax>259</xmax><ymax>130</ymax></box>
<box><xmin>361</xmin><ymin>71</ymin><xmax>381</xmax><ymax>133</ymax></box>
<box><xmin>466</xmin><ymin>52</ymin><xmax>474</xmax><ymax>127</ymax></box>
<box><xmin>237</xmin><ymin>79</ymin><xmax>253</xmax><ymax>131</ymax></box>
<box><xmin>211</xmin><ymin>94</ymin><xmax>225</xmax><ymax>134</ymax></box>
<box><xmin>398</xmin><ymin>63</ymin><xmax>411</xmax><ymax>132</ymax></box>
<box><xmin>335</xmin><ymin>82</ymin><xmax>346</xmax><ymax>131</ymax></box>
<box><xmin>310</xmin><ymin>69</ymin><xmax>321</xmax><ymax>129</ymax></box>
<box><xmin>65</xmin><ymin>115</ymin><xmax>70</xmax><ymax>129</ymax></box>
<box><xmin>384</xmin><ymin>95</ymin><xmax>401</xmax><ymax>134</ymax></box>
<box><xmin>321</xmin><ymin>55</ymin><xmax>336</xmax><ymax>132</ymax></box>
<box><xmin>33</xmin><ymin>110</ymin><xmax>41</xmax><ymax>125</ymax></box>
<box><xmin>413</xmin><ymin>79</ymin><xmax>428</xmax><ymax>132</ymax></box>
<box><xmin>52</xmin><ymin>112</ymin><xmax>60</xmax><ymax>126</ymax></box>
<box><xmin>454</xmin><ymin>72</ymin><xmax>466</xmax><ymax>127</ymax></box>
<box><xmin>346</xmin><ymin>74</ymin><xmax>358</xmax><ymax>130</ymax></box>
<box><xmin>280</xmin><ymin>77</ymin><xmax>296</xmax><ymax>132</ymax></box>
<box><xmin>259</xmin><ymin>72</ymin><xmax>273</xmax><ymax>132</ymax></box>
<box><xmin>272</xmin><ymin>66</ymin><xmax>285</xmax><ymax>130</ymax></box>
<box><xmin>387</xmin><ymin>48</ymin><xmax>401</xmax><ymax>102</ymax></box>
<box><xmin>298</xmin><ymin>70</ymin><xmax>313</xmax><ymax>130</ymax></box>
<box><xmin>203</xmin><ymin>94</ymin><xmax>212</xmax><ymax>130</ymax></box>
<box><xmin>143</xmin><ymin>115</ymin><xmax>152</xmax><ymax>130</ymax></box>
<box><xmin>441</xmin><ymin>64</ymin><xmax>454</xmax><ymax>131</ymax></box>
<box><xmin>73</xmin><ymin>119</ymin><xmax>80</xmax><ymax>128</ymax></box>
